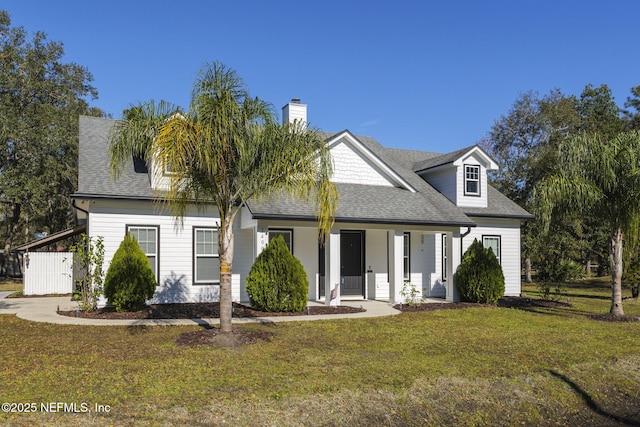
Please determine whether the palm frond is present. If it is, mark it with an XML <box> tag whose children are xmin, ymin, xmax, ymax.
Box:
<box><xmin>109</xmin><ymin>100</ymin><xmax>180</xmax><ymax>178</ymax></box>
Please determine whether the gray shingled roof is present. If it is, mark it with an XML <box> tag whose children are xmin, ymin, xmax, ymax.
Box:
<box><xmin>463</xmin><ymin>186</ymin><xmax>534</xmax><ymax>220</ymax></box>
<box><xmin>412</xmin><ymin>145</ymin><xmax>479</xmax><ymax>172</ymax></box>
<box><xmin>75</xmin><ymin>116</ymin><xmax>155</xmax><ymax>199</ymax></box>
<box><xmin>248</xmin><ymin>183</ymin><xmax>475</xmax><ymax>226</ymax></box>
<box><xmin>74</xmin><ymin>116</ymin><xmax>531</xmax><ymax>225</ymax></box>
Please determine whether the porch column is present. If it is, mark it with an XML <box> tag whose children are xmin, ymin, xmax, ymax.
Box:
<box><xmin>448</xmin><ymin>231</ymin><xmax>462</xmax><ymax>302</ymax></box>
<box><xmin>388</xmin><ymin>230</ymin><xmax>404</xmax><ymax>304</ymax></box>
<box><xmin>325</xmin><ymin>228</ymin><xmax>341</xmax><ymax>306</ymax></box>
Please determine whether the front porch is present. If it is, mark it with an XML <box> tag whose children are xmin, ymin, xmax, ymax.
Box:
<box><xmin>242</xmin><ymin>213</ymin><xmax>467</xmax><ymax>305</ymax></box>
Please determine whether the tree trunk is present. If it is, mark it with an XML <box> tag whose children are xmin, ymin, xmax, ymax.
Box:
<box><xmin>608</xmin><ymin>227</ymin><xmax>625</xmax><ymax>316</ymax></box>
<box><xmin>218</xmin><ymin>215</ymin><xmax>235</xmax><ymax>333</ymax></box>
<box><xmin>525</xmin><ymin>255</ymin><xmax>532</xmax><ymax>283</ymax></box>
<box><xmin>585</xmin><ymin>258</ymin><xmax>591</xmax><ymax>276</ymax></box>
<box><xmin>1</xmin><ymin>203</ymin><xmax>21</xmax><ymax>277</ymax></box>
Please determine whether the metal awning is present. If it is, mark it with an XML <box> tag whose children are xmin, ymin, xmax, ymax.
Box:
<box><xmin>15</xmin><ymin>223</ymin><xmax>87</xmax><ymax>251</ymax></box>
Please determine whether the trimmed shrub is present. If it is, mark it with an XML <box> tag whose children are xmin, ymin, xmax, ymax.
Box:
<box><xmin>454</xmin><ymin>239</ymin><xmax>505</xmax><ymax>303</ymax></box>
<box><xmin>246</xmin><ymin>235</ymin><xmax>308</xmax><ymax>312</ymax></box>
<box><xmin>104</xmin><ymin>233</ymin><xmax>157</xmax><ymax>311</ymax></box>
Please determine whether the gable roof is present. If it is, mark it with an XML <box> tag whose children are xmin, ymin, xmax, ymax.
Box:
<box><xmin>323</xmin><ymin>130</ymin><xmax>418</xmax><ymax>192</ymax></box>
<box><xmin>74</xmin><ymin>116</ymin><xmax>530</xmax><ymax>225</ymax></box>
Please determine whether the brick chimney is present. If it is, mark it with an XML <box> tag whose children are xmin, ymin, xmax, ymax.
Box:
<box><xmin>282</xmin><ymin>98</ymin><xmax>307</xmax><ymax>128</ymax></box>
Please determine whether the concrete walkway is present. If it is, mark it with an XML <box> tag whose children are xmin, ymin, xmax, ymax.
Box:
<box><xmin>0</xmin><ymin>292</ymin><xmax>400</xmax><ymax>326</ymax></box>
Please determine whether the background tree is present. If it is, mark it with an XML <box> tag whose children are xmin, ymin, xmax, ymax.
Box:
<box><xmin>535</xmin><ymin>130</ymin><xmax>640</xmax><ymax>317</ymax></box>
<box><xmin>623</xmin><ymin>85</ymin><xmax>640</xmax><ymax>130</ymax></box>
<box><xmin>0</xmin><ymin>10</ymin><xmax>103</xmax><ymax>272</ymax></box>
<box><xmin>481</xmin><ymin>89</ymin><xmax>581</xmax><ymax>281</ymax></box>
<box><xmin>575</xmin><ymin>83</ymin><xmax>624</xmax><ymax>137</ymax></box>
<box><xmin>483</xmin><ymin>84</ymin><xmax>628</xmax><ymax>281</ymax></box>
<box><xmin>109</xmin><ymin>61</ymin><xmax>338</xmax><ymax>333</ymax></box>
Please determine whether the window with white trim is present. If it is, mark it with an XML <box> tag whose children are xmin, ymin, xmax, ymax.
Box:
<box><xmin>194</xmin><ymin>227</ymin><xmax>219</xmax><ymax>284</ymax></box>
<box><xmin>268</xmin><ymin>229</ymin><xmax>293</xmax><ymax>253</ymax></box>
<box><xmin>127</xmin><ymin>225</ymin><xmax>159</xmax><ymax>281</ymax></box>
<box><xmin>483</xmin><ymin>235</ymin><xmax>501</xmax><ymax>264</ymax></box>
<box><xmin>465</xmin><ymin>165</ymin><xmax>480</xmax><ymax>196</ymax></box>
<box><xmin>403</xmin><ymin>232</ymin><xmax>410</xmax><ymax>281</ymax></box>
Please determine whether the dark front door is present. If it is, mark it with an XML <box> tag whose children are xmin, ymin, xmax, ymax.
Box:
<box><xmin>341</xmin><ymin>230</ymin><xmax>365</xmax><ymax>296</ymax></box>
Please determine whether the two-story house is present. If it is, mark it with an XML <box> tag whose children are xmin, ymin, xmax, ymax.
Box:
<box><xmin>71</xmin><ymin>100</ymin><xmax>532</xmax><ymax>305</ymax></box>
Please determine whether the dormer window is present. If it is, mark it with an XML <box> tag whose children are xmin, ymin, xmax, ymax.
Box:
<box><xmin>464</xmin><ymin>165</ymin><xmax>480</xmax><ymax>196</ymax></box>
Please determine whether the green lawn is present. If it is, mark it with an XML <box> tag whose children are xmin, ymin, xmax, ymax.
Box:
<box><xmin>0</xmin><ymin>277</ymin><xmax>22</xmax><ymax>292</ymax></box>
<box><xmin>1</xmin><ymin>278</ymin><xmax>639</xmax><ymax>426</ymax></box>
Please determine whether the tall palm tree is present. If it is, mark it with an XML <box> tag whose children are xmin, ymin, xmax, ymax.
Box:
<box><xmin>110</xmin><ymin>62</ymin><xmax>338</xmax><ymax>332</ymax></box>
<box><xmin>535</xmin><ymin>130</ymin><xmax>640</xmax><ymax>316</ymax></box>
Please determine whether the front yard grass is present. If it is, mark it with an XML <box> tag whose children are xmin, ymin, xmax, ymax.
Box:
<box><xmin>0</xmin><ymin>277</ymin><xmax>639</xmax><ymax>426</ymax></box>
<box><xmin>0</xmin><ymin>277</ymin><xmax>22</xmax><ymax>292</ymax></box>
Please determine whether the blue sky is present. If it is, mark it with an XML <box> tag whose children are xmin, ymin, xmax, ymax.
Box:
<box><xmin>4</xmin><ymin>1</ymin><xmax>640</xmax><ymax>153</ymax></box>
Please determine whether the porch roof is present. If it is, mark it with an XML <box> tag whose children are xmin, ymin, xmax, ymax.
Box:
<box><xmin>246</xmin><ymin>183</ymin><xmax>476</xmax><ymax>227</ymax></box>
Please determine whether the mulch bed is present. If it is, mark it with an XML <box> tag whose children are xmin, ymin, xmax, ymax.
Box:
<box><xmin>175</xmin><ymin>328</ymin><xmax>276</xmax><ymax>348</ymax></box>
<box><xmin>589</xmin><ymin>313</ymin><xmax>640</xmax><ymax>322</ymax></box>
<box><xmin>393</xmin><ymin>296</ymin><xmax>571</xmax><ymax>312</ymax></box>
<box><xmin>58</xmin><ymin>301</ymin><xmax>366</xmax><ymax>320</ymax></box>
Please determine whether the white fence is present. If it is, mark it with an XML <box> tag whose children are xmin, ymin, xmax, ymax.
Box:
<box><xmin>23</xmin><ymin>252</ymin><xmax>74</xmax><ymax>295</ymax></box>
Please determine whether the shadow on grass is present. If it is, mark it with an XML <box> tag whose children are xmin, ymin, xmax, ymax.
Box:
<box><xmin>554</xmin><ymin>292</ymin><xmax>611</xmax><ymax>301</ymax></box>
<box><xmin>549</xmin><ymin>370</ymin><xmax>640</xmax><ymax>426</ymax></box>
<box><xmin>512</xmin><ymin>306</ymin><xmax>596</xmax><ymax>319</ymax></box>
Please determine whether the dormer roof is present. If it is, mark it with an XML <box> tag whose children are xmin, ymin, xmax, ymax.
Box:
<box><xmin>413</xmin><ymin>145</ymin><xmax>498</xmax><ymax>173</ymax></box>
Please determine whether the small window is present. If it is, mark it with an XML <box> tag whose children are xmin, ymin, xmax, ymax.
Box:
<box><xmin>441</xmin><ymin>234</ymin><xmax>448</xmax><ymax>282</ymax></box>
<box><xmin>483</xmin><ymin>235</ymin><xmax>501</xmax><ymax>264</ymax></box>
<box><xmin>194</xmin><ymin>228</ymin><xmax>219</xmax><ymax>284</ymax></box>
<box><xmin>269</xmin><ymin>229</ymin><xmax>293</xmax><ymax>253</ymax></box>
<box><xmin>403</xmin><ymin>232</ymin><xmax>410</xmax><ymax>281</ymax></box>
<box><xmin>465</xmin><ymin>165</ymin><xmax>480</xmax><ymax>196</ymax></box>
<box><xmin>127</xmin><ymin>225</ymin><xmax>159</xmax><ymax>282</ymax></box>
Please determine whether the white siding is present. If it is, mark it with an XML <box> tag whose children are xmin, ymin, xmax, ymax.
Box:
<box><xmin>23</xmin><ymin>252</ymin><xmax>74</xmax><ymax>295</ymax></box>
<box><xmin>455</xmin><ymin>154</ymin><xmax>488</xmax><ymax>208</ymax></box>
<box><xmin>330</xmin><ymin>140</ymin><xmax>395</xmax><ymax>186</ymax></box>
<box><xmin>420</xmin><ymin>233</ymin><xmax>447</xmax><ymax>298</ymax></box>
<box><xmin>292</xmin><ymin>227</ymin><xmax>319</xmax><ymax>300</ymax></box>
<box><xmin>420</xmin><ymin>153</ymin><xmax>489</xmax><ymax>209</ymax></box>
<box><xmin>420</xmin><ymin>168</ymin><xmax>457</xmax><ymax>204</ymax></box>
<box><xmin>460</xmin><ymin>218</ymin><xmax>522</xmax><ymax>296</ymax></box>
<box><xmin>366</xmin><ymin>230</ymin><xmax>388</xmax><ymax>300</ymax></box>
<box><xmin>87</xmin><ymin>199</ymin><xmax>252</xmax><ymax>303</ymax></box>
<box><xmin>234</xmin><ymin>227</ymin><xmax>255</xmax><ymax>302</ymax></box>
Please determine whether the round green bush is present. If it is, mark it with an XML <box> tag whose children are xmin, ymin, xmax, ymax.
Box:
<box><xmin>246</xmin><ymin>235</ymin><xmax>308</xmax><ymax>312</ymax></box>
<box><xmin>454</xmin><ymin>239</ymin><xmax>505</xmax><ymax>303</ymax></box>
<box><xmin>104</xmin><ymin>233</ymin><xmax>157</xmax><ymax>311</ymax></box>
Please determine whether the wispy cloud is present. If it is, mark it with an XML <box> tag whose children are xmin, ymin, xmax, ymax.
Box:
<box><xmin>358</xmin><ymin>120</ymin><xmax>378</xmax><ymax>129</ymax></box>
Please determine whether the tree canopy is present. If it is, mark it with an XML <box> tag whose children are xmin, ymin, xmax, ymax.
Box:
<box><xmin>482</xmin><ymin>84</ymin><xmax>632</xmax><ymax>283</ymax></box>
<box><xmin>0</xmin><ymin>10</ymin><xmax>103</xmax><ymax>265</ymax></box>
